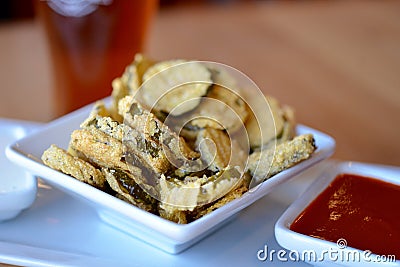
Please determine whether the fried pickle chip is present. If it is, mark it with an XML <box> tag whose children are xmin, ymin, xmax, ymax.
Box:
<box><xmin>195</xmin><ymin>127</ymin><xmax>248</xmax><ymax>172</ymax></box>
<box><xmin>139</xmin><ymin>60</ymin><xmax>212</xmax><ymax>116</ymax></box>
<box><xmin>110</xmin><ymin>78</ymin><xmax>129</xmax><ymax>122</ymax></box>
<box><xmin>125</xmin><ymin>53</ymin><xmax>155</xmax><ymax>93</ymax></box>
<box><xmin>121</xmin><ymin>97</ymin><xmax>202</xmax><ymax>173</ymax></box>
<box><xmin>280</xmin><ymin>105</ymin><xmax>296</xmax><ymax>142</ymax></box>
<box><xmin>90</xmin><ymin>100</ymin><xmax>112</xmax><ymax>118</ymax></box>
<box><xmin>69</xmin><ymin>128</ymin><xmax>127</xmax><ymax>171</ymax></box>
<box><xmin>158</xmin><ymin>166</ymin><xmax>243</xmax><ymax>211</ymax></box>
<box><xmin>158</xmin><ymin>206</ymin><xmax>188</xmax><ymax>224</ymax></box>
<box><xmin>247</xmin><ymin>134</ymin><xmax>316</xmax><ymax>186</ymax></box>
<box><xmin>157</xmin><ymin>166</ymin><xmax>245</xmax><ymax>223</ymax></box>
<box><xmin>102</xmin><ymin>168</ymin><xmax>158</xmax><ymax>213</ymax></box>
<box><xmin>245</xmin><ymin>95</ymin><xmax>291</xmax><ymax>149</ymax></box>
<box><xmin>190</xmin><ymin>172</ymin><xmax>250</xmax><ymax>220</ymax></box>
<box><xmin>79</xmin><ymin>114</ymin><xmax>168</xmax><ymax>183</ymax></box>
<box><xmin>42</xmin><ymin>145</ymin><xmax>106</xmax><ymax>189</ymax></box>
<box><xmin>186</xmin><ymin>85</ymin><xmax>248</xmax><ymax>132</ymax></box>
<box><xmin>80</xmin><ymin>115</ymin><xmax>126</xmax><ymax>141</ymax></box>
<box><xmin>195</xmin><ymin>128</ymin><xmax>231</xmax><ymax>172</ymax></box>
<box><xmin>110</xmin><ymin>54</ymin><xmax>155</xmax><ymax>121</ymax></box>
<box><xmin>123</xmin><ymin>125</ymin><xmax>172</xmax><ymax>174</ymax></box>
<box><xmin>69</xmin><ymin>127</ymin><xmax>161</xmax><ymax>198</ymax></box>
<box><xmin>209</xmin><ymin>66</ymin><xmax>240</xmax><ymax>93</ymax></box>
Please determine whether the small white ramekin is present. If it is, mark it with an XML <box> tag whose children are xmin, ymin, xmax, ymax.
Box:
<box><xmin>275</xmin><ymin>160</ymin><xmax>400</xmax><ymax>267</ymax></box>
<box><xmin>0</xmin><ymin>119</ymin><xmax>38</xmax><ymax>222</ymax></box>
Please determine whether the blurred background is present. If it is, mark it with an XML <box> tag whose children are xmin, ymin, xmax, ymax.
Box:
<box><xmin>0</xmin><ymin>0</ymin><xmax>251</xmax><ymax>21</ymax></box>
<box><xmin>0</xmin><ymin>0</ymin><xmax>399</xmax><ymax>166</ymax></box>
<box><xmin>0</xmin><ymin>0</ymin><xmax>34</xmax><ymax>21</ymax></box>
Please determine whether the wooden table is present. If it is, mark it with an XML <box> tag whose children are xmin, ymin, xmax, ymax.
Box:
<box><xmin>0</xmin><ymin>0</ymin><xmax>399</xmax><ymax>265</ymax></box>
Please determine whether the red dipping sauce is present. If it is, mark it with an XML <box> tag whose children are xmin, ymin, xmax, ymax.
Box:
<box><xmin>290</xmin><ymin>173</ymin><xmax>400</xmax><ymax>259</ymax></box>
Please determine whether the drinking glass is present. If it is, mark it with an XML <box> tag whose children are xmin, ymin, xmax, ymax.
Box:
<box><xmin>36</xmin><ymin>0</ymin><xmax>158</xmax><ymax>117</ymax></box>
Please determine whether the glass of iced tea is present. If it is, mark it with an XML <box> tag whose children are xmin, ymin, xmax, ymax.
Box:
<box><xmin>36</xmin><ymin>0</ymin><xmax>158</xmax><ymax>117</ymax></box>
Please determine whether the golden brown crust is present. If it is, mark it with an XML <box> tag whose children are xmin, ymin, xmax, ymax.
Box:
<box><xmin>247</xmin><ymin>134</ymin><xmax>317</xmax><ymax>184</ymax></box>
<box><xmin>121</xmin><ymin>99</ymin><xmax>201</xmax><ymax>170</ymax></box>
<box><xmin>187</xmin><ymin>85</ymin><xmax>248</xmax><ymax>132</ymax></box>
<box><xmin>110</xmin><ymin>54</ymin><xmax>155</xmax><ymax>121</ymax></box>
<box><xmin>80</xmin><ymin>115</ymin><xmax>126</xmax><ymax>141</ymax></box>
<box><xmin>140</xmin><ymin>60</ymin><xmax>212</xmax><ymax>115</ymax></box>
<box><xmin>190</xmin><ymin>174</ymin><xmax>250</xmax><ymax>220</ymax></box>
<box><xmin>195</xmin><ymin>128</ymin><xmax>231</xmax><ymax>172</ymax></box>
<box><xmin>69</xmin><ymin>128</ymin><xmax>127</xmax><ymax>171</ymax></box>
<box><xmin>110</xmin><ymin>77</ymin><xmax>129</xmax><ymax>122</ymax></box>
<box><xmin>41</xmin><ymin>145</ymin><xmax>106</xmax><ymax>189</ymax></box>
<box><xmin>158</xmin><ymin>167</ymin><xmax>243</xmax><ymax>213</ymax></box>
<box><xmin>90</xmin><ymin>100</ymin><xmax>112</xmax><ymax>118</ymax></box>
<box><xmin>158</xmin><ymin>206</ymin><xmax>188</xmax><ymax>224</ymax></box>
<box><xmin>123</xmin><ymin>125</ymin><xmax>172</xmax><ymax>174</ymax></box>
<box><xmin>102</xmin><ymin>168</ymin><xmax>157</xmax><ymax>213</ymax></box>
<box><xmin>245</xmin><ymin>94</ymin><xmax>298</xmax><ymax>153</ymax></box>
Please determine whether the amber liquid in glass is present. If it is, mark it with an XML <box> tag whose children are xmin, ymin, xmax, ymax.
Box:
<box><xmin>36</xmin><ymin>0</ymin><xmax>157</xmax><ymax>117</ymax></box>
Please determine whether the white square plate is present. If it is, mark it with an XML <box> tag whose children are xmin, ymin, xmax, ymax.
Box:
<box><xmin>6</xmin><ymin>101</ymin><xmax>335</xmax><ymax>254</ymax></box>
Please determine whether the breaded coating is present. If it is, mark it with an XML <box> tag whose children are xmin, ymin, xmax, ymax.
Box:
<box><xmin>140</xmin><ymin>60</ymin><xmax>212</xmax><ymax>115</ymax></box>
<box><xmin>195</xmin><ymin>128</ymin><xmax>232</xmax><ymax>172</ymax></box>
<box><xmin>281</xmin><ymin>105</ymin><xmax>296</xmax><ymax>141</ymax></box>
<box><xmin>178</xmin><ymin>128</ymin><xmax>199</xmax><ymax>144</ymax></box>
<box><xmin>125</xmin><ymin>53</ymin><xmax>155</xmax><ymax>93</ymax></box>
<box><xmin>117</xmin><ymin>95</ymin><xmax>134</xmax><ymax>117</ymax></box>
<box><xmin>89</xmin><ymin>100</ymin><xmax>111</xmax><ymax>118</ymax></box>
<box><xmin>190</xmin><ymin>173</ymin><xmax>250</xmax><ymax>220</ymax></box>
<box><xmin>255</xmin><ymin>105</ymin><xmax>296</xmax><ymax>152</ymax></box>
<box><xmin>195</xmin><ymin>127</ymin><xmax>248</xmax><ymax>172</ymax></box>
<box><xmin>245</xmin><ymin>95</ymin><xmax>291</xmax><ymax>149</ymax></box>
<box><xmin>158</xmin><ymin>206</ymin><xmax>188</xmax><ymax>224</ymax></box>
<box><xmin>68</xmin><ymin>104</ymin><xmax>118</xmax><ymax>156</ymax></box>
<box><xmin>187</xmin><ymin>85</ymin><xmax>248</xmax><ymax>132</ymax></box>
<box><xmin>68</xmin><ymin>127</ymin><xmax>159</xmax><ymax>195</ymax></box>
<box><xmin>209</xmin><ymin>66</ymin><xmax>241</xmax><ymax>94</ymax></box>
<box><xmin>121</xmin><ymin>98</ymin><xmax>202</xmax><ymax>172</ymax></box>
<box><xmin>102</xmin><ymin>168</ymin><xmax>157</xmax><ymax>213</ymax></box>
<box><xmin>69</xmin><ymin>128</ymin><xmax>127</xmax><ymax>171</ymax></box>
<box><xmin>41</xmin><ymin>145</ymin><xmax>106</xmax><ymax>189</ymax></box>
<box><xmin>130</xmin><ymin>100</ymin><xmax>199</xmax><ymax>159</ymax></box>
<box><xmin>110</xmin><ymin>77</ymin><xmax>129</xmax><ymax>122</ymax></box>
<box><xmin>80</xmin><ymin>115</ymin><xmax>126</xmax><ymax>141</ymax></box>
<box><xmin>247</xmin><ymin>134</ymin><xmax>316</xmax><ymax>186</ymax></box>
<box><xmin>158</xmin><ymin>167</ymin><xmax>245</xmax><ymax>223</ymax></box>
<box><xmin>158</xmin><ymin>167</ymin><xmax>243</xmax><ymax>211</ymax></box>
<box><xmin>79</xmin><ymin>112</ymin><xmax>167</xmax><ymax>182</ymax></box>
<box><xmin>123</xmin><ymin>125</ymin><xmax>171</xmax><ymax>174</ymax></box>
<box><xmin>110</xmin><ymin>54</ymin><xmax>154</xmax><ymax>121</ymax></box>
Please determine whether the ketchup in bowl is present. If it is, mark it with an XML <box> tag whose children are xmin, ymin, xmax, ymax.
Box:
<box><xmin>290</xmin><ymin>173</ymin><xmax>400</xmax><ymax>258</ymax></box>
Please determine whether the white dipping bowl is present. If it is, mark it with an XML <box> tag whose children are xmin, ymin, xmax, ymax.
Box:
<box><xmin>275</xmin><ymin>161</ymin><xmax>400</xmax><ymax>267</ymax></box>
<box><xmin>1</xmin><ymin>119</ymin><xmax>38</xmax><ymax>221</ymax></box>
